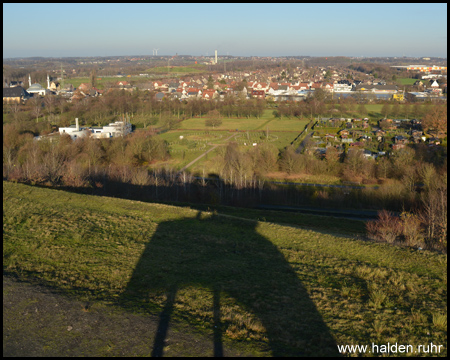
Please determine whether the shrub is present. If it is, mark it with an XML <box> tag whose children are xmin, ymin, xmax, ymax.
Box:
<box><xmin>369</xmin><ymin>289</ymin><xmax>387</xmax><ymax>308</ymax></box>
<box><xmin>62</xmin><ymin>161</ymin><xmax>89</xmax><ymax>188</ymax></box>
<box><xmin>366</xmin><ymin>220</ymin><xmax>379</xmax><ymax>241</ymax></box>
<box><xmin>400</xmin><ymin>212</ymin><xmax>424</xmax><ymax>248</ymax></box>
<box><xmin>366</xmin><ymin>210</ymin><xmax>402</xmax><ymax>244</ymax></box>
<box><xmin>419</xmin><ymin>184</ymin><xmax>447</xmax><ymax>252</ymax></box>
<box><xmin>131</xmin><ymin>168</ymin><xmax>150</xmax><ymax>186</ymax></box>
<box><xmin>432</xmin><ymin>312</ymin><xmax>447</xmax><ymax>330</ymax></box>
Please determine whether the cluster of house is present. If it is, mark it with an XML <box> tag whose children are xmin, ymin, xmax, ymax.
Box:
<box><xmin>312</xmin><ymin>116</ymin><xmax>440</xmax><ymax>159</ymax></box>
<box><xmin>3</xmin><ymin>65</ymin><xmax>446</xmax><ymax>104</ymax></box>
<box><xmin>133</xmin><ymin>75</ymin><xmax>446</xmax><ymax>103</ymax></box>
<box><xmin>2</xmin><ymin>75</ymin><xmax>134</xmax><ymax>103</ymax></box>
<box><xmin>146</xmin><ymin>78</ymin><xmax>405</xmax><ymax>102</ymax></box>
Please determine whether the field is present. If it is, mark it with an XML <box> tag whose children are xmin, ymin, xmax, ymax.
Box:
<box><xmin>4</xmin><ymin>181</ymin><xmax>447</xmax><ymax>356</ymax></box>
<box><xmin>146</xmin><ymin>65</ymin><xmax>207</xmax><ymax>74</ymax></box>
<box><xmin>263</xmin><ymin>118</ymin><xmax>310</xmax><ymax>131</ymax></box>
<box><xmin>178</xmin><ymin>116</ymin><xmax>269</xmax><ymax>131</ymax></box>
<box><xmin>156</xmin><ymin>128</ymin><xmax>300</xmax><ymax>171</ymax></box>
<box><xmin>398</xmin><ymin>78</ymin><xmax>418</xmax><ymax>85</ymax></box>
<box><xmin>57</xmin><ymin>76</ymin><xmax>146</xmax><ymax>90</ymax></box>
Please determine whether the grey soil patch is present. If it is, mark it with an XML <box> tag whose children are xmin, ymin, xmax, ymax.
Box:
<box><xmin>3</xmin><ymin>276</ymin><xmax>256</xmax><ymax>357</ymax></box>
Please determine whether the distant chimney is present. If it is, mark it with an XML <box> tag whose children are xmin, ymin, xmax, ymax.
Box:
<box><xmin>215</xmin><ymin>50</ymin><xmax>218</xmax><ymax>64</ymax></box>
<box><xmin>75</xmin><ymin>118</ymin><xmax>79</xmax><ymax>131</ymax></box>
<box><xmin>47</xmin><ymin>74</ymin><xmax>50</xmax><ymax>89</ymax></box>
<box><xmin>29</xmin><ymin>74</ymin><xmax>32</xmax><ymax>87</ymax></box>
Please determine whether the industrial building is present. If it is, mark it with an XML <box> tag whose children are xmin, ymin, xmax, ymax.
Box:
<box><xmin>390</xmin><ymin>65</ymin><xmax>447</xmax><ymax>73</ymax></box>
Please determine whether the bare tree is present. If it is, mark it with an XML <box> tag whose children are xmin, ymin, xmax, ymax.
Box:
<box><xmin>30</xmin><ymin>97</ymin><xmax>43</xmax><ymax>122</ymax></box>
<box><xmin>205</xmin><ymin>109</ymin><xmax>222</xmax><ymax>128</ymax></box>
<box><xmin>381</xmin><ymin>103</ymin><xmax>391</xmax><ymax>119</ymax></box>
<box><xmin>421</xmin><ymin>105</ymin><xmax>447</xmax><ymax>136</ymax></box>
<box><xmin>44</xmin><ymin>95</ymin><xmax>57</xmax><ymax>115</ymax></box>
<box><xmin>279</xmin><ymin>146</ymin><xmax>301</xmax><ymax>175</ymax></box>
<box><xmin>8</xmin><ymin>102</ymin><xmax>21</xmax><ymax>121</ymax></box>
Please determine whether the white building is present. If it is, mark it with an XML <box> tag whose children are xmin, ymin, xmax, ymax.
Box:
<box><xmin>99</xmin><ymin>121</ymin><xmax>132</xmax><ymax>138</ymax></box>
<box><xmin>58</xmin><ymin>118</ymin><xmax>91</xmax><ymax>140</ymax></box>
<box><xmin>27</xmin><ymin>83</ymin><xmax>50</xmax><ymax>96</ymax></box>
<box><xmin>333</xmin><ymin>83</ymin><xmax>353</xmax><ymax>92</ymax></box>
<box><xmin>59</xmin><ymin>118</ymin><xmax>132</xmax><ymax>140</ymax></box>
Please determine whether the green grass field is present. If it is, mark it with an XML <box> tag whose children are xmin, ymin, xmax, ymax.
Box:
<box><xmin>146</xmin><ymin>65</ymin><xmax>207</xmax><ymax>74</ymax></box>
<box><xmin>178</xmin><ymin>111</ymin><xmax>309</xmax><ymax>132</ymax></box>
<box><xmin>157</xmin><ymin>130</ymin><xmax>229</xmax><ymax>144</ymax></box>
<box><xmin>398</xmin><ymin>78</ymin><xmax>418</xmax><ymax>85</ymax></box>
<box><xmin>4</xmin><ymin>181</ymin><xmax>447</xmax><ymax>356</ymax></box>
<box><xmin>156</xmin><ymin>129</ymin><xmax>298</xmax><ymax>171</ymax></box>
<box><xmin>263</xmin><ymin>118</ymin><xmax>310</xmax><ymax>131</ymax></box>
<box><xmin>178</xmin><ymin>117</ymin><xmax>269</xmax><ymax>131</ymax></box>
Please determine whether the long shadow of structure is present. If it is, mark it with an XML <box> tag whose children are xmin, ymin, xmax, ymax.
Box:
<box><xmin>119</xmin><ymin>211</ymin><xmax>339</xmax><ymax>357</ymax></box>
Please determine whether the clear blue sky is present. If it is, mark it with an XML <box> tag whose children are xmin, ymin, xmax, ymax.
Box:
<box><xmin>3</xmin><ymin>3</ymin><xmax>447</xmax><ymax>58</ymax></box>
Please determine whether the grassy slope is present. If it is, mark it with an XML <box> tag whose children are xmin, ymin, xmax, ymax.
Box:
<box><xmin>3</xmin><ymin>181</ymin><xmax>447</xmax><ymax>356</ymax></box>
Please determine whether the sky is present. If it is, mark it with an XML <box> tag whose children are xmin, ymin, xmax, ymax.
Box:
<box><xmin>3</xmin><ymin>3</ymin><xmax>447</xmax><ymax>59</ymax></box>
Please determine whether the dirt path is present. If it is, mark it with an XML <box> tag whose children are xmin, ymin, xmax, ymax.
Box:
<box><xmin>3</xmin><ymin>276</ymin><xmax>255</xmax><ymax>357</ymax></box>
<box><xmin>179</xmin><ymin>133</ymin><xmax>237</xmax><ymax>172</ymax></box>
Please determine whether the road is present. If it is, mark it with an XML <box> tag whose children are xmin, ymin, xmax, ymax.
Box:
<box><xmin>295</xmin><ymin>131</ymin><xmax>314</xmax><ymax>153</ymax></box>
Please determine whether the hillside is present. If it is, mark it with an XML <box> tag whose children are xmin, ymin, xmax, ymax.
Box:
<box><xmin>3</xmin><ymin>181</ymin><xmax>447</xmax><ymax>356</ymax></box>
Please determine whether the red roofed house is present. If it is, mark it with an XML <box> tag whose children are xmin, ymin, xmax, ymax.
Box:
<box><xmin>254</xmin><ymin>82</ymin><xmax>269</xmax><ymax>92</ymax></box>
<box><xmin>153</xmin><ymin>81</ymin><xmax>164</xmax><ymax>89</ymax></box>
<box><xmin>247</xmin><ymin>81</ymin><xmax>255</xmax><ymax>89</ymax></box>
<box><xmin>116</xmin><ymin>81</ymin><xmax>133</xmax><ymax>92</ymax></box>
<box><xmin>186</xmin><ymin>88</ymin><xmax>202</xmax><ymax>98</ymax></box>
<box><xmin>298</xmin><ymin>83</ymin><xmax>310</xmax><ymax>90</ymax></box>
<box><xmin>77</xmin><ymin>83</ymin><xmax>92</xmax><ymax>92</ymax></box>
<box><xmin>323</xmin><ymin>83</ymin><xmax>334</xmax><ymax>92</ymax></box>
<box><xmin>202</xmin><ymin>89</ymin><xmax>217</xmax><ymax>100</ymax></box>
<box><xmin>269</xmin><ymin>82</ymin><xmax>279</xmax><ymax>90</ymax></box>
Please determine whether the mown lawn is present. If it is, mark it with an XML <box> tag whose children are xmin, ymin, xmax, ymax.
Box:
<box><xmin>3</xmin><ymin>181</ymin><xmax>447</xmax><ymax>357</ymax></box>
<box><xmin>263</xmin><ymin>118</ymin><xmax>310</xmax><ymax>131</ymax></box>
<box><xmin>178</xmin><ymin>114</ymin><xmax>311</xmax><ymax>133</ymax></box>
<box><xmin>398</xmin><ymin>78</ymin><xmax>418</xmax><ymax>85</ymax></box>
<box><xmin>179</xmin><ymin>116</ymin><xmax>269</xmax><ymax>131</ymax></box>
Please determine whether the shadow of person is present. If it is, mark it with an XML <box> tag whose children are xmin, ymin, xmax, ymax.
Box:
<box><xmin>120</xmin><ymin>211</ymin><xmax>339</xmax><ymax>357</ymax></box>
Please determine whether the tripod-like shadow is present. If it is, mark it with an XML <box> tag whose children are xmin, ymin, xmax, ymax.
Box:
<box><xmin>120</xmin><ymin>212</ymin><xmax>339</xmax><ymax>356</ymax></box>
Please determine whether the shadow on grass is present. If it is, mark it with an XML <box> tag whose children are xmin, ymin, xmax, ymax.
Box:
<box><xmin>119</xmin><ymin>211</ymin><xmax>339</xmax><ymax>357</ymax></box>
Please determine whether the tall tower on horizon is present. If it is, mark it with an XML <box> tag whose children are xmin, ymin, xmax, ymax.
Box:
<box><xmin>215</xmin><ymin>50</ymin><xmax>218</xmax><ymax>64</ymax></box>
